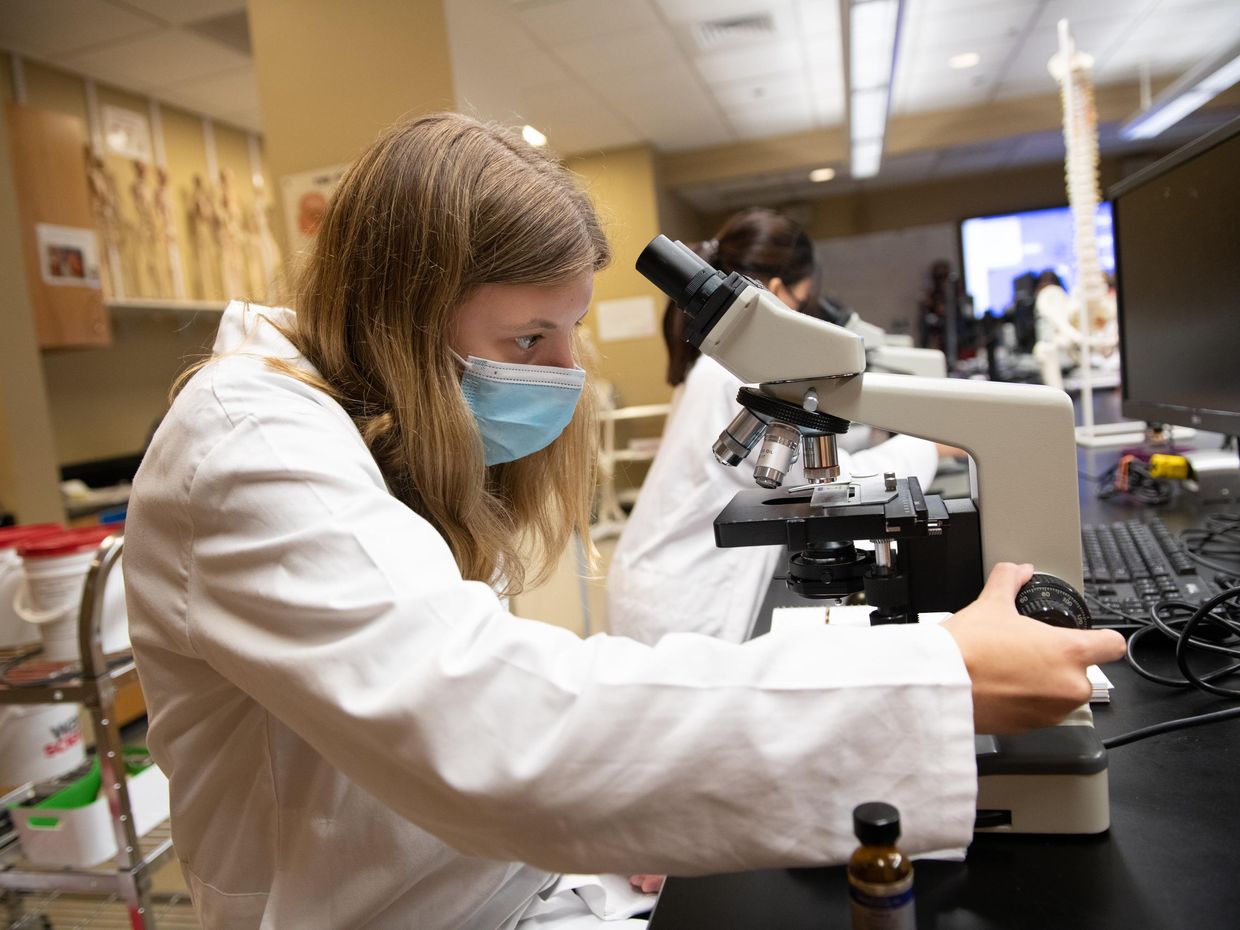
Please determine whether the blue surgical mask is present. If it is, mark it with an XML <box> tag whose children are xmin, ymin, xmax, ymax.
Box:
<box><xmin>455</xmin><ymin>352</ymin><xmax>586</xmax><ymax>466</ymax></box>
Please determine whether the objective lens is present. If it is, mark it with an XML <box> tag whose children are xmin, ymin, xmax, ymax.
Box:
<box><xmin>752</xmin><ymin>422</ymin><xmax>801</xmax><ymax>489</ymax></box>
<box><xmin>713</xmin><ymin>409</ymin><xmax>766</xmax><ymax>466</ymax></box>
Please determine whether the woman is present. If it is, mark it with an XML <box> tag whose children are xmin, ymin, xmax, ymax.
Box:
<box><xmin>608</xmin><ymin>209</ymin><xmax>940</xmax><ymax>645</ymax></box>
<box><xmin>124</xmin><ymin>114</ymin><xmax>1123</xmax><ymax>930</ymax></box>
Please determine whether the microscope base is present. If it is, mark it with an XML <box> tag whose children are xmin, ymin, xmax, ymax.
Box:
<box><xmin>974</xmin><ymin>724</ymin><xmax>1110</xmax><ymax>835</ymax></box>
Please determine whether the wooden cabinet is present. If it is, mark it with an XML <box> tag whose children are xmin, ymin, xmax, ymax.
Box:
<box><xmin>6</xmin><ymin>103</ymin><xmax>110</xmax><ymax>348</ymax></box>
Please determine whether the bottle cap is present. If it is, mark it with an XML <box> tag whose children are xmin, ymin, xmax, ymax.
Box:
<box><xmin>853</xmin><ymin>802</ymin><xmax>901</xmax><ymax>846</ymax></box>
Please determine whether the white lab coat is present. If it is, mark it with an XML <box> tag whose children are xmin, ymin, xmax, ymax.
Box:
<box><xmin>125</xmin><ymin>302</ymin><xmax>976</xmax><ymax>930</ymax></box>
<box><xmin>608</xmin><ymin>356</ymin><xmax>939</xmax><ymax>644</ymax></box>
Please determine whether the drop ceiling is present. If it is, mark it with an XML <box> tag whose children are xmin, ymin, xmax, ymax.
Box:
<box><xmin>2</xmin><ymin>0</ymin><xmax>1238</xmax><ymax>195</ymax></box>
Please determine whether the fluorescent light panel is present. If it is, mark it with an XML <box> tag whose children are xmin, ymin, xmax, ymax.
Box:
<box><xmin>850</xmin><ymin>86</ymin><xmax>889</xmax><ymax>141</ymax></box>
<box><xmin>1120</xmin><ymin>43</ymin><xmax>1240</xmax><ymax>140</ymax></box>
<box><xmin>851</xmin><ymin>140</ymin><xmax>882</xmax><ymax>178</ymax></box>
<box><xmin>849</xmin><ymin>0</ymin><xmax>900</xmax><ymax>90</ymax></box>
<box><xmin>846</xmin><ymin>0</ymin><xmax>902</xmax><ymax>179</ymax></box>
<box><xmin>522</xmin><ymin>125</ymin><xmax>547</xmax><ymax>147</ymax></box>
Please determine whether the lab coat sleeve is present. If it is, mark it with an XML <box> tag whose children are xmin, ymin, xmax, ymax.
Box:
<box><xmin>183</xmin><ymin>394</ymin><xmax>977</xmax><ymax>877</ymax></box>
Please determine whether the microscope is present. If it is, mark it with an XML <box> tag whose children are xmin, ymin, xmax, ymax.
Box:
<box><xmin>636</xmin><ymin>235</ymin><xmax>1109</xmax><ymax>836</ymax></box>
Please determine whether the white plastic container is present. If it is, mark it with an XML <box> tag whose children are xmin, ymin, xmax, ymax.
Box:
<box><xmin>0</xmin><ymin>524</ymin><xmax>62</xmax><ymax>648</ymax></box>
<box><xmin>10</xmin><ymin>754</ymin><xmax>170</xmax><ymax>868</ymax></box>
<box><xmin>0</xmin><ymin>704</ymin><xmax>85</xmax><ymax>786</ymax></box>
<box><xmin>14</xmin><ymin>527</ymin><xmax>127</xmax><ymax>661</ymax></box>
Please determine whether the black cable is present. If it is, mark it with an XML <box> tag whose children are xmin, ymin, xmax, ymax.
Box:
<box><xmin>1104</xmin><ymin>584</ymin><xmax>1240</xmax><ymax>746</ymax></box>
<box><xmin>1176</xmin><ymin>586</ymin><xmax>1240</xmax><ymax>698</ymax></box>
<box><xmin>1103</xmin><ymin>705</ymin><xmax>1240</xmax><ymax>749</ymax></box>
<box><xmin>1123</xmin><ymin>594</ymin><xmax>1240</xmax><ymax>690</ymax></box>
<box><xmin>1085</xmin><ymin>511</ymin><xmax>1240</xmax><ymax>746</ymax></box>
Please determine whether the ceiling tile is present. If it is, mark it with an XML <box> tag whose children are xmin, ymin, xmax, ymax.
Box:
<box><xmin>594</xmin><ymin>63</ymin><xmax>736</xmax><ymax>150</ymax></box>
<box><xmin>795</xmin><ymin>0</ymin><xmax>840</xmax><ymax>37</ymax></box>
<box><xmin>512</xmin><ymin>82</ymin><xmax>645</xmax><ymax>155</ymax></box>
<box><xmin>694</xmin><ymin>39</ymin><xmax>806</xmax><ymax>83</ymax></box>
<box><xmin>119</xmin><ymin>0</ymin><xmax>247</xmax><ymax>26</ymax></box>
<box><xmin>1121</xmin><ymin>4</ymin><xmax>1240</xmax><ymax>48</ymax></box>
<box><xmin>516</xmin><ymin>0</ymin><xmax>660</xmax><ymax>44</ymax></box>
<box><xmin>61</xmin><ymin>27</ymin><xmax>250</xmax><ymax>91</ymax></box>
<box><xmin>728</xmin><ymin>98</ymin><xmax>816</xmax><ymax>139</ymax></box>
<box><xmin>711</xmin><ymin>72</ymin><xmax>809</xmax><ymax>108</ymax></box>
<box><xmin>653</xmin><ymin>0</ymin><xmax>794</xmax><ymax>24</ymax></box>
<box><xmin>911</xmin><ymin>4</ymin><xmax>1038</xmax><ymax>49</ymax></box>
<box><xmin>1034</xmin><ymin>0</ymin><xmax>1157</xmax><ymax>28</ymax></box>
<box><xmin>159</xmin><ymin>65</ymin><xmax>260</xmax><ymax>116</ymax></box>
<box><xmin>0</xmin><ymin>0</ymin><xmax>158</xmax><ymax>57</ymax></box>
<box><xmin>554</xmin><ymin>26</ymin><xmax>682</xmax><ymax>76</ymax></box>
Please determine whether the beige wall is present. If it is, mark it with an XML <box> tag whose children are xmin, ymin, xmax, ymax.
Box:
<box><xmin>40</xmin><ymin>313</ymin><xmax>219</xmax><ymax>465</ymax></box>
<box><xmin>247</xmin><ymin>0</ymin><xmax>456</xmax><ymax>256</ymax></box>
<box><xmin>567</xmin><ymin>145</ymin><xmax>672</xmax><ymax>412</ymax></box>
<box><xmin>0</xmin><ymin>54</ymin><xmax>62</xmax><ymax>522</ymax></box>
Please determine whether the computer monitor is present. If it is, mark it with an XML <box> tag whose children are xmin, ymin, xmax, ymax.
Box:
<box><xmin>1111</xmin><ymin>116</ymin><xmax>1240</xmax><ymax>435</ymax></box>
<box><xmin>960</xmin><ymin>203</ymin><xmax>1115</xmax><ymax>318</ymax></box>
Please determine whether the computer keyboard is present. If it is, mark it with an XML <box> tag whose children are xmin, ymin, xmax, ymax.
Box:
<box><xmin>1082</xmin><ymin>516</ymin><xmax>1221</xmax><ymax>623</ymax></box>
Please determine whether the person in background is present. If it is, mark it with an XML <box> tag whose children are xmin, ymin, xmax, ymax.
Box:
<box><xmin>124</xmin><ymin>115</ymin><xmax>1123</xmax><ymax>930</ymax></box>
<box><xmin>608</xmin><ymin>208</ymin><xmax>944</xmax><ymax>645</ymax></box>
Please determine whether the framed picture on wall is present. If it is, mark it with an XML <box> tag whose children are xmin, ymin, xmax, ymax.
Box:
<box><xmin>36</xmin><ymin>223</ymin><xmax>102</xmax><ymax>288</ymax></box>
<box><xmin>102</xmin><ymin>105</ymin><xmax>153</xmax><ymax>163</ymax></box>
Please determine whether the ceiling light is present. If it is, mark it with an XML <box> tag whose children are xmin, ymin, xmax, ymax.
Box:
<box><xmin>845</xmin><ymin>0</ymin><xmax>903</xmax><ymax>179</ymax></box>
<box><xmin>949</xmin><ymin>51</ymin><xmax>980</xmax><ymax>70</ymax></box>
<box><xmin>850</xmin><ymin>86</ymin><xmax>890</xmax><ymax>141</ymax></box>
<box><xmin>809</xmin><ymin>167</ymin><xmax>836</xmax><ymax>182</ymax></box>
<box><xmin>522</xmin><ymin>125</ymin><xmax>547</xmax><ymax>147</ymax></box>
<box><xmin>851</xmin><ymin>140</ymin><xmax>882</xmax><ymax>178</ymax></box>
<box><xmin>1120</xmin><ymin>40</ymin><xmax>1240</xmax><ymax>140</ymax></box>
<box><xmin>849</xmin><ymin>0</ymin><xmax>901</xmax><ymax>90</ymax></box>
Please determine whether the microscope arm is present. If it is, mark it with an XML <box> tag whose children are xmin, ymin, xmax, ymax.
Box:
<box><xmin>703</xmin><ymin>287</ymin><xmax>1083</xmax><ymax>589</ymax></box>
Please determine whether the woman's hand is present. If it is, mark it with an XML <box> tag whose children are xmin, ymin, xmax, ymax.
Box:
<box><xmin>629</xmin><ymin>874</ymin><xmax>665</xmax><ymax>894</ymax></box>
<box><xmin>942</xmin><ymin>562</ymin><xmax>1126</xmax><ymax>735</ymax></box>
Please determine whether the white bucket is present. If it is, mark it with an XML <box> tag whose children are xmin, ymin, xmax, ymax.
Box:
<box><xmin>14</xmin><ymin>528</ymin><xmax>126</xmax><ymax>662</ymax></box>
<box><xmin>14</xmin><ymin>548</ymin><xmax>98</xmax><ymax>661</ymax></box>
<box><xmin>0</xmin><ymin>550</ymin><xmax>38</xmax><ymax>648</ymax></box>
<box><xmin>0</xmin><ymin>524</ymin><xmax>62</xmax><ymax>648</ymax></box>
<box><xmin>0</xmin><ymin>703</ymin><xmax>86</xmax><ymax>786</ymax></box>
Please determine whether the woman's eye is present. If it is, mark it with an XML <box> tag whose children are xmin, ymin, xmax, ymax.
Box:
<box><xmin>515</xmin><ymin>334</ymin><xmax>542</xmax><ymax>351</ymax></box>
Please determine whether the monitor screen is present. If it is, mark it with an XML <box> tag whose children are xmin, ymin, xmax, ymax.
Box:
<box><xmin>1112</xmin><ymin>117</ymin><xmax>1240</xmax><ymax>435</ymax></box>
<box><xmin>960</xmin><ymin>203</ymin><xmax>1115</xmax><ymax>318</ymax></box>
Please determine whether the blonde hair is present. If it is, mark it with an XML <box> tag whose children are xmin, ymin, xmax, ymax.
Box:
<box><xmin>283</xmin><ymin>113</ymin><xmax>610</xmax><ymax>594</ymax></box>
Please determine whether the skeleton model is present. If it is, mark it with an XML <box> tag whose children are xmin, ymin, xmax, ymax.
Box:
<box><xmin>1039</xmin><ymin>21</ymin><xmax>1118</xmax><ymax>400</ymax></box>
<box><xmin>189</xmin><ymin>174</ymin><xmax>221</xmax><ymax>299</ymax></box>
<box><xmin>129</xmin><ymin>159</ymin><xmax>162</xmax><ymax>297</ymax></box>
<box><xmin>247</xmin><ymin>173</ymin><xmax>285</xmax><ymax>303</ymax></box>
<box><xmin>218</xmin><ymin>168</ymin><xmax>246</xmax><ymax>299</ymax></box>
<box><xmin>85</xmin><ymin>148</ymin><xmax>125</xmax><ymax>298</ymax></box>
<box><xmin>153</xmin><ymin>166</ymin><xmax>187</xmax><ymax>299</ymax></box>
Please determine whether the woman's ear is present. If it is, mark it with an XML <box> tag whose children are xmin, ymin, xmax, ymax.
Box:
<box><xmin>767</xmin><ymin>277</ymin><xmax>797</xmax><ymax>308</ymax></box>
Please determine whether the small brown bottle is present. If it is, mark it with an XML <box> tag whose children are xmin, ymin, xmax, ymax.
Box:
<box><xmin>848</xmin><ymin>802</ymin><xmax>915</xmax><ymax>930</ymax></box>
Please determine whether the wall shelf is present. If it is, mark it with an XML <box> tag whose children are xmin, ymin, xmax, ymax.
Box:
<box><xmin>105</xmin><ymin>298</ymin><xmax>228</xmax><ymax>314</ymax></box>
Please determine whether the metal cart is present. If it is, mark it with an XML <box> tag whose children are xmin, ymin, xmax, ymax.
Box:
<box><xmin>0</xmin><ymin>535</ymin><xmax>177</xmax><ymax>928</ymax></box>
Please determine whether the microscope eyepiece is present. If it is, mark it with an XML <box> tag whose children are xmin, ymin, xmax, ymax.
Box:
<box><xmin>637</xmin><ymin>235</ymin><xmax>753</xmax><ymax>347</ymax></box>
